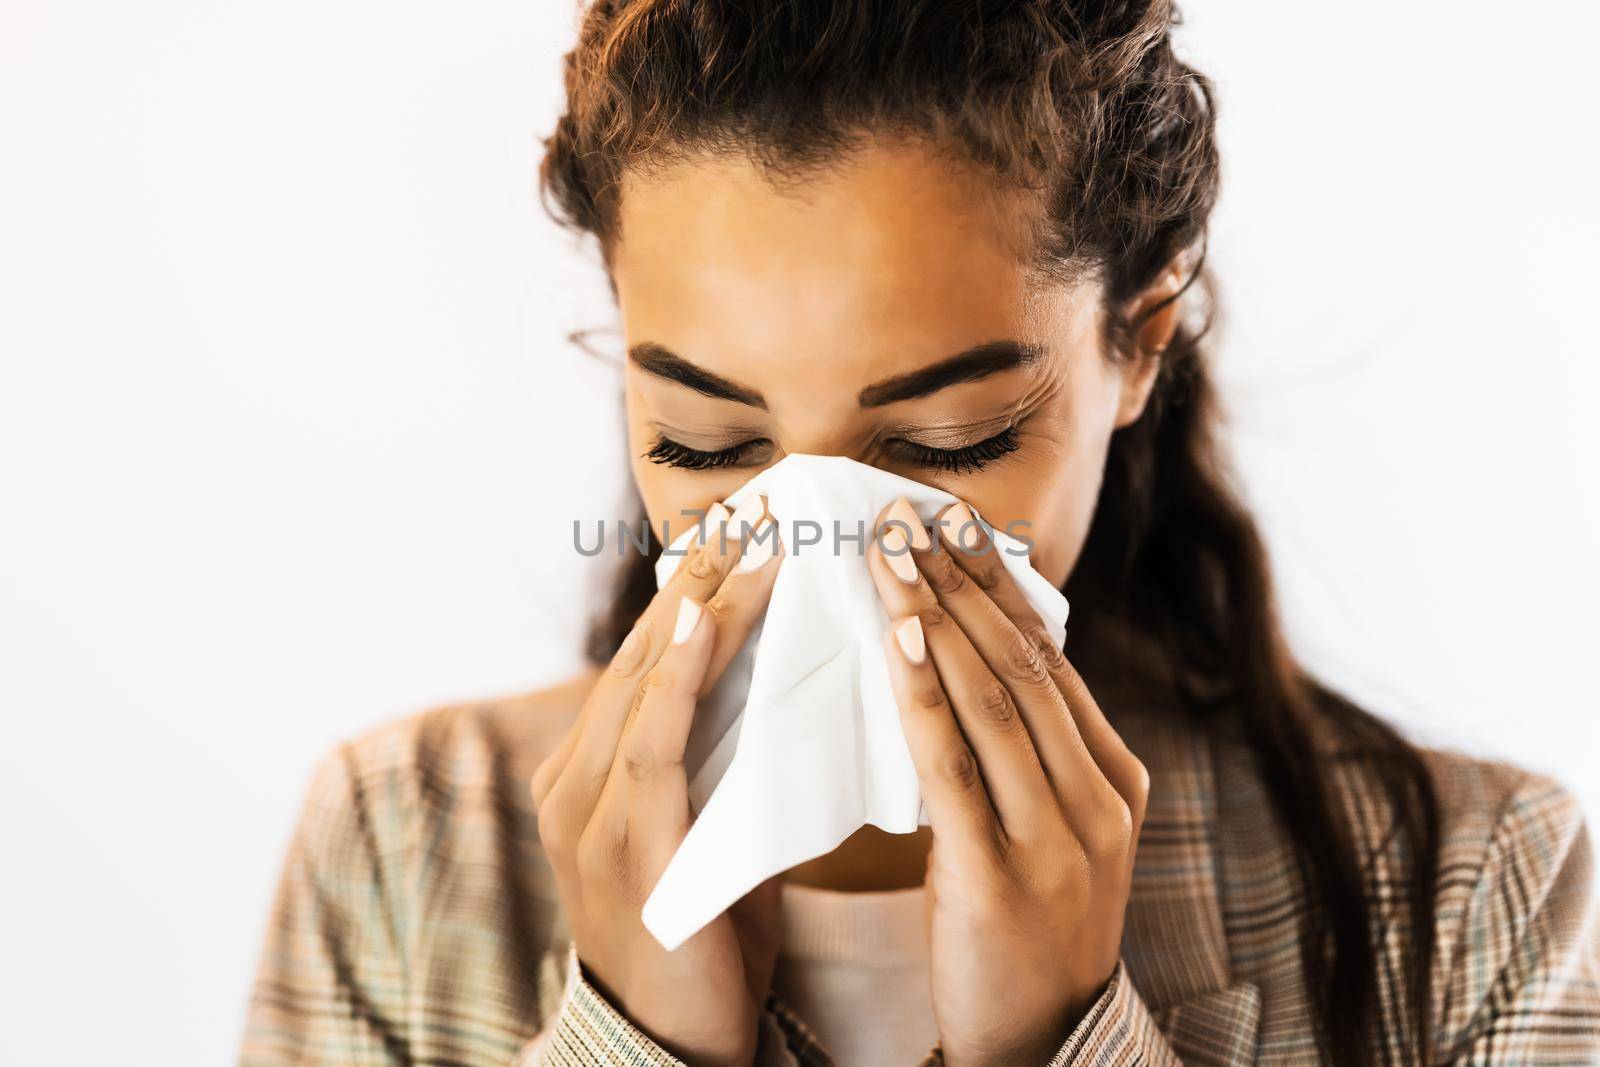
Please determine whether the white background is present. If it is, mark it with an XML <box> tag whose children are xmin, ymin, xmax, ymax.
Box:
<box><xmin>2</xmin><ymin>1</ymin><xmax>1596</xmax><ymax>1063</ymax></box>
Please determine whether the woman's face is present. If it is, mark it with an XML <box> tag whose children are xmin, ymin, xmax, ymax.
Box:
<box><xmin>609</xmin><ymin>137</ymin><xmax>1163</xmax><ymax>588</ymax></box>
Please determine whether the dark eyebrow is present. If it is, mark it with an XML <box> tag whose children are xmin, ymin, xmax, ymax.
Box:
<box><xmin>628</xmin><ymin>342</ymin><xmax>768</xmax><ymax>409</ymax></box>
<box><xmin>856</xmin><ymin>340</ymin><xmax>1047</xmax><ymax>408</ymax></box>
<box><xmin>627</xmin><ymin>338</ymin><xmax>1046</xmax><ymax>411</ymax></box>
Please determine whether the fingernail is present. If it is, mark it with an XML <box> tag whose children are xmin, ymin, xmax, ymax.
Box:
<box><xmin>734</xmin><ymin>517</ymin><xmax>780</xmax><ymax>573</ymax></box>
<box><xmin>729</xmin><ymin>493</ymin><xmax>765</xmax><ymax>538</ymax></box>
<box><xmin>893</xmin><ymin>616</ymin><xmax>926</xmax><ymax>665</ymax></box>
<box><xmin>673</xmin><ymin>597</ymin><xmax>703</xmax><ymax>644</ymax></box>
<box><xmin>697</xmin><ymin>502</ymin><xmax>730</xmax><ymax>545</ymax></box>
<box><xmin>938</xmin><ymin>501</ymin><xmax>978</xmax><ymax>552</ymax></box>
<box><xmin>886</xmin><ymin>496</ymin><xmax>930</xmax><ymax>551</ymax></box>
<box><xmin>879</xmin><ymin>526</ymin><xmax>920</xmax><ymax>584</ymax></box>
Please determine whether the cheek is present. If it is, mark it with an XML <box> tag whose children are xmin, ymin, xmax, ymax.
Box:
<box><xmin>627</xmin><ymin>451</ymin><xmax>755</xmax><ymax>548</ymax></box>
<box><xmin>623</xmin><ymin>398</ymin><xmax>735</xmax><ymax>545</ymax></box>
<box><xmin>964</xmin><ymin>410</ymin><xmax>1113</xmax><ymax>590</ymax></box>
<box><xmin>631</xmin><ymin>465</ymin><xmax>744</xmax><ymax>548</ymax></box>
<box><xmin>965</xmin><ymin>458</ymin><xmax>1095</xmax><ymax>589</ymax></box>
<box><xmin>1021</xmin><ymin>453</ymin><xmax>1104</xmax><ymax>589</ymax></box>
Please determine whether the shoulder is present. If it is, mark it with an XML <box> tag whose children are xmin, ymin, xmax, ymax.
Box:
<box><xmin>1410</xmin><ymin>748</ymin><xmax>1590</xmax><ymax>957</ymax></box>
<box><xmin>324</xmin><ymin>669</ymin><xmax>598</xmax><ymax>796</ymax></box>
<box><xmin>1418</xmin><ymin>749</ymin><xmax>1599</xmax><ymax>1053</ymax></box>
<box><xmin>1279</xmin><ymin>702</ymin><xmax>1589</xmax><ymax>889</ymax></box>
<box><xmin>1322</xmin><ymin>741</ymin><xmax>1597</xmax><ymax>1045</ymax></box>
<box><xmin>1421</xmin><ymin>748</ymin><xmax>1588</xmax><ymax>877</ymax></box>
<box><xmin>248</xmin><ymin>673</ymin><xmax>603</xmax><ymax>1059</ymax></box>
<box><xmin>1330</xmin><ymin>742</ymin><xmax>1588</xmax><ymax>888</ymax></box>
<box><xmin>1410</xmin><ymin>746</ymin><xmax>1593</xmax><ymax>953</ymax></box>
<box><xmin>1319</xmin><ymin>738</ymin><xmax>1589</xmax><ymax>906</ymax></box>
<box><xmin>286</xmin><ymin>672</ymin><xmax>600</xmax><ymax>1000</ymax></box>
<box><xmin>290</xmin><ymin>669</ymin><xmax>600</xmax><ymax>874</ymax></box>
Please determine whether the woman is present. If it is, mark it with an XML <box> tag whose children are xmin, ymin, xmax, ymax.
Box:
<box><xmin>239</xmin><ymin>1</ymin><xmax>1598</xmax><ymax>1064</ymax></box>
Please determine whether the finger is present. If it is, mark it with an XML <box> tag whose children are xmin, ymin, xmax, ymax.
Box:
<box><xmin>880</xmin><ymin>613</ymin><xmax>1005</xmax><ymax>869</ymax></box>
<box><xmin>935</xmin><ymin>502</ymin><xmax>1149</xmax><ymax>830</ymax></box>
<box><xmin>918</xmin><ymin>501</ymin><xmax>1111</xmax><ymax>814</ymax></box>
<box><xmin>701</xmin><ymin>514</ymin><xmax>784</xmax><ymax>689</ymax></box>
<box><xmin>599</xmin><ymin>594</ymin><xmax>717</xmax><ymax>878</ymax></box>
<box><xmin>868</xmin><ymin>500</ymin><xmax>1053</xmax><ymax>839</ymax></box>
<box><xmin>531</xmin><ymin>503</ymin><xmax>737</xmax><ymax>808</ymax></box>
<box><xmin>577</xmin><ymin>514</ymin><xmax>783</xmax><ymax>841</ymax></box>
<box><xmin>536</xmin><ymin>496</ymin><xmax>761</xmax><ymax>819</ymax></box>
<box><xmin>1041</xmin><ymin>639</ymin><xmax>1150</xmax><ymax>832</ymax></box>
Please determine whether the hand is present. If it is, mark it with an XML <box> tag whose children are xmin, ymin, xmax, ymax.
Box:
<box><xmin>867</xmin><ymin>498</ymin><xmax>1150</xmax><ymax>1067</ymax></box>
<box><xmin>530</xmin><ymin>500</ymin><xmax>785</xmax><ymax>1067</ymax></box>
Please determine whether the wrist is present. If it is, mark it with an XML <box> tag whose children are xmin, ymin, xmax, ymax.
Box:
<box><xmin>942</xmin><ymin>968</ymin><xmax>1120</xmax><ymax>1067</ymax></box>
<box><xmin>572</xmin><ymin>952</ymin><xmax>759</xmax><ymax>1067</ymax></box>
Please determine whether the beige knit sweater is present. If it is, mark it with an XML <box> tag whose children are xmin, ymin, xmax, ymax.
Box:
<box><xmin>770</xmin><ymin>881</ymin><xmax>938</xmax><ymax>1065</ymax></box>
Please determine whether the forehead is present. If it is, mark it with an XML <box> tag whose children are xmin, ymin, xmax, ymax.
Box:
<box><xmin>610</xmin><ymin>139</ymin><xmax>1075</xmax><ymax>394</ymax></box>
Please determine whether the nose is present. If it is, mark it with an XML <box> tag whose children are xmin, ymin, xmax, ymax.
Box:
<box><xmin>771</xmin><ymin>433</ymin><xmax>876</xmax><ymax>467</ymax></box>
<box><xmin>760</xmin><ymin>405</ymin><xmax>876</xmax><ymax>466</ymax></box>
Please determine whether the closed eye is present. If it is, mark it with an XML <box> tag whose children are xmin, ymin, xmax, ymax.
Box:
<box><xmin>643</xmin><ymin>435</ymin><xmax>769</xmax><ymax>471</ymax></box>
<box><xmin>643</xmin><ymin>427</ymin><xmax>1021</xmax><ymax>475</ymax></box>
<box><xmin>887</xmin><ymin>426</ymin><xmax>1020</xmax><ymax>475</ymax></box>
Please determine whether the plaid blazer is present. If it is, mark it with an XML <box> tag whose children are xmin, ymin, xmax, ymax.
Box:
<box><xmin>239</xmin><ymin>681</ymin><xmax>1600</xmax><ymax>1066</ymax></box>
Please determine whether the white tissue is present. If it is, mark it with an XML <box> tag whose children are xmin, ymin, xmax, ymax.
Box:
<box><xmin>639</xmin><ymin>453</ymin><xmax>1070</xmax><ymax>950</ymax></box>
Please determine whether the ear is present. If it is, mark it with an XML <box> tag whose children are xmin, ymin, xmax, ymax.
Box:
<box><xmin>1112</xmin><ymin>262</ymin><xmax>1185</xmax><ymax>429</ymax></box>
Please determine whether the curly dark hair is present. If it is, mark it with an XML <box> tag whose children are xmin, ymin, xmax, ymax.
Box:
<box><xmin>536</xmin><ymin>3</ymin><xmax>1440</xmax><ymax>1062</ymax></box>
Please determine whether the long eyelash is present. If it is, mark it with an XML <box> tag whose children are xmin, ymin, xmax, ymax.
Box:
<box><xmin>645</xmin><ymin>429</ymin><xmax>1020</xmax><ymax>474</ymax></box>
<box><xmin>643</xmin><ymin>436</ymin><xmax>759</xmax><ymax>471</ymax></box>
<box><xmin>898</xmin><ymin>426</ymin><xmax>1021</xmax><ymax>475</ymax></box>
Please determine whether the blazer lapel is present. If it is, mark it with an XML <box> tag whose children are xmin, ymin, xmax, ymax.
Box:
<box><xmin>1119</xmin><ymin>706</ymin><xmax>1262</xmax><ymax>1064</ymax></box>
<box><xmin>1151</xmin><ymin>982</ymin><xmax>1263</xmax><ymax>1065</ymax></box>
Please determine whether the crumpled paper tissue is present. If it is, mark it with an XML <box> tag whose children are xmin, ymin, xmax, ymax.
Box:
<box><xmin>640</xmin><ymin>453</ymin><xmax>1070</xmax><ymax>950</ymax></box>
